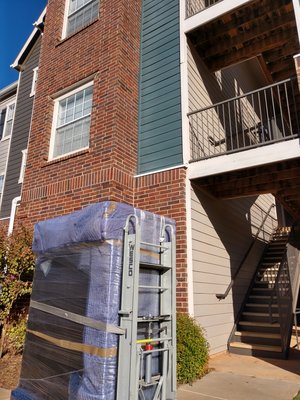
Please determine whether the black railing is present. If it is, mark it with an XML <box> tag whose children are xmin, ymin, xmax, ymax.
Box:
<box><xmin>216</xmin><ymin>203</ymin><xmax>276</xmax><ymax>300</ymax></box>
<box><xmin>269</xmin><ymin>252</ymin><xmax>293</xmax><ymax>356</ymax></box>
<box><xmin>188</xmin><ymin>78</ymin><xmax>300</xmax><ymax>161</ymax></box>
<box><xmin>186</xmin><ymin>0</ymin><xmax>223</xmax><ymax>18</ymax></box>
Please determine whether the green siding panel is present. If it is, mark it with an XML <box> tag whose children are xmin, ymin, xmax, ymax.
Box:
<box><xmin>141</xmin><ymin>88</ymin><xmax>180</xmax><ymax>112</ymax></box>
<box><xmin>139</xmin><ymin>120</ymin><xmax>181</xmax><ymax>142</ymax></box>
<box><xmin>142</xmin><ymin>46</ymin><xmax>178</xmax><ymax>67</ymax></box>
<box><xmin>141</xmin><ymin>102</ymin><xmax>181</xmax><ymax>123</ymax></box>
<box><xmin>138</xmin><ymin>0</ymin><xmax>182</xmax><ymax>174</ymax></box>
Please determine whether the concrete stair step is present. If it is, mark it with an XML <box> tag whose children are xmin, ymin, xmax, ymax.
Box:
<box><xmin>239</xmin><ymin>320</ymin><xmax>279</xmax><ymax>326</ymax></box>
<box><xmin>251</xmin><ymin>288</ymin><xmax>273</xmax><ymax>296</ymax></box>
<box><xmin>233</xmin><ymin>330</ymin><xmax>282</xmax><ymax>346</ymax></box>
<box><xmin>235</xmin><ymin>331</ymin><xmax>281</xmax><ymax>339</ymax></box>
<box><xmin>243</xmin><ymin>311</ymin><xmax>278</xmax><ymax>317</ymax></box>
<box><xmin>249</xmin><ymin>295</ymin><xmax>276</xmax><ymax>299</ymax></box>
<box><xmin>270</xmin><ymin>238</ymin><xmax>288</xmax><ymax>243</ymax></box>
<box><xmin>242</xmin><ymin>311</ymin><xmax>278</xmax><ymax>322</ymax></box>
<box><xmin>260</xmin><ymin>262</ymin><xmax>280</xmax><ymax>267</ymax></box>
<box><xmin>229</xmin><ymin>342</ymin><xmax>282</xmax><ymax>352</ymax></box>
<box><xmin>254</xmin><ymin>280</ymin><xmax>274</xmax><ymax>285</ymax></box>
<box><xmin>239</xmin><ymin>321</ymin><xmax>280</xmax><ymax>330</ymax></box>
<box><xmin>245</xmin><ymin>303</ymin><xmax>278</xmax><ymax>313</ymax></box>
<box><xmin>248</xmin><ymin>295</ymin><xmax>276</xmax><ymax>302</ymax></box>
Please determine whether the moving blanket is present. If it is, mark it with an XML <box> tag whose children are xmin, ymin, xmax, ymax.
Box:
<box><xmin>11</xmin><ymin>201</ymin><xmax>175</xmax><ymax>400</ymax></box>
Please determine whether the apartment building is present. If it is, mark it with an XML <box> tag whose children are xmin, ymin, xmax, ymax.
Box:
<box><xmin>0</xmin><ymin>9</ymin><xmax>45</xmax><ymax>233</ymax></box>
<box><xmin>14</xmin><ymin>0</ymin><xmax>300</xmax><ymax>358</ymax></box>
<box><xmin>0</xmin><ymin>82</ymin><xmax>17</xmax><ymax>220</ymax></box>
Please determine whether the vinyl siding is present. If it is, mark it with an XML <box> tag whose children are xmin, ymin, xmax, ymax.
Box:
<box><xmin>191</xmin><ymin>187</ymin><xmax>276</xmax><ymax>354</ymax></box>
<box><xmin>138</xmin><ymin>0</ymin><xmax>182</xmax><ymax>174</ymax></box>
<box><xmin>187</xmin><ymin>43</ymin><xmax>269</xmax><ymax>158</ymax></box>
<box><xmin>0</xmin><ymin>37</ymin><xmax>41</xmax><ymax>219</ymax></box>
<box><xmin>0</xmin><ymin>139</ymin><xmax>10</xmax><ymax>173</ymax></box>
<box><xmin>187</xmin><ymin>44</ymin><xmax>279</xmax><ymax>353</ymax></box>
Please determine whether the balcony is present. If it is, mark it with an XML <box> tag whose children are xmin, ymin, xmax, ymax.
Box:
<box><xmin>185</xmin><ymin>0</ymin><xmax>300</xmax><ymax>220</ymax></box>
<box><xmin>186</xmin><ymin>0</ymin><xmax>223</xmax><ymax>18</ymax></box>
<box><xmin>188</xmin><ymin>78</ymin><xmax>300</xmax><ymax>161</ymax></box>
<box><xmin>188</xmin><ymin>77</ymin><xmax>300</xmax><ymax>221</ymax></box>
<box><xmin>186</xmin><ymin>0</ymin><xmax>299</xmax><ymax>80</ymax></box>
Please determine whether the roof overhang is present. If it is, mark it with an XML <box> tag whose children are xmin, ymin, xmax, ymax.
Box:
<box><xmin>11</xmin><ymin>7</ymin><xmax>46</xmax><ymax>71</ymax></box>
<box><xmin>0</xmin><ymin>81</ymin><xmax>18</xmax><ymax>102</ymax></box>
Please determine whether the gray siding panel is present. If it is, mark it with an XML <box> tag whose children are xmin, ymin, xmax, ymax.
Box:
<box><xmin>0</xmin><ymin>139</ymin><xmax>9</xmax><ymax>172</ymax></box>
<box><xmin>191</xmin><ymin>187</ymin><xmax>277</xmax><ymax>355</ymax></box>
<box><xmin>0</xmin><ymin>37</ymin><xmax>41</xmax><ymax>219</ymax></box>
<box><xmin>138</xmin><ymin>0</ymin><xmax>182</xmax><ymax>174</ymax></box>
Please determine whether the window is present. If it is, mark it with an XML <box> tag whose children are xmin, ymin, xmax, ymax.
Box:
<box><xmin>18</xmin><ymin>149</ymin><xmax>28</xmax><ymax>183</ymax></box>
<box><xmin>0</xmin><ymin>175</ymin><xmax>4</xmax><ymax>195</ymax></box>
<box><xmin>64</xmin><ymin>0</ymin><xmax>99</xmax><ymax>37</ymax></box>
<box><xmin>2</xmin><ymin>102</ymin><xmax>15</xmax><ymax>139</ymax></box>
<box><xmin>50</xmin><ymin>82</ymin><xmax>93</xmax><ymax>159</ymax></box>
<box><xmin>30</xmin><ymin>67</ymin><xmax>39</xmax><ymax>97</ymax></box>
<box><xmin>0</xmin><ymin>109</ymin><xmax>6</xmax><ymax>140</ymax></box>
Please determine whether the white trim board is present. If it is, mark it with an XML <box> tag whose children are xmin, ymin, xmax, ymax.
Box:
<box><xmin>180</xmin><ymin>0</ymin><xmax>191</xmax><ymax>165</ymax></box>
<box><xmin>292</xmin><ymin>0</ymin><xmax>300</xmax><ymax>46</ymax></box>
<box><xmin>188</xmin><ymin>139</ymin><xmax>300</xmax><ymax>180</ymax></box>
<box><xmin>184</xmin><ymin>0</ymin><xmax>252</xmax><ymax>33</ymax></box>
<box><xmin>11</xmin><ymin>7</ymin><xmax>46</xmax><ymax>69</ymax></box>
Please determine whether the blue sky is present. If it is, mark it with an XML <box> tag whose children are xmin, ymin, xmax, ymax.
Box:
<box><xmin>0</xmin><ymin>0</ymin><xmax>47</xmax><ymax>89</ymax></box>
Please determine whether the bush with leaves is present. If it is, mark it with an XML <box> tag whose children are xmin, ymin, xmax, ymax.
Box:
<box><xmin>0</xmin><ymin>223</ymin><xmax>34</xmax><ymax>357</ymax></box>
<box><xmin>6</xmin><ymin>317</ymin><xmax>28</xmax><ymax>355</ymax></box>
<box><xmin>177</xmin><ymin>313</ymin><xmax>209</xmax><ymax>385</ymax></box>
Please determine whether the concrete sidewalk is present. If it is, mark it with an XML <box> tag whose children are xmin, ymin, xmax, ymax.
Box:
<box><xmin>177</xmin><ymin>348</ymin><xmax>300</xmax><ymax>400</ymax></box>
<box><xmin>0</xmin><ymin>389</ymin><xmax>10</xmax><ymax>400</ymax></box>
<box><xmin>1</xmin><ymin>348</ymin><xmax>300</xmax><ymax>400</ymax></box>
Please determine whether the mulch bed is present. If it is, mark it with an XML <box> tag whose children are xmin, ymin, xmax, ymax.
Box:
<box><xmin>0</xmin><ymin>353</ymin><xmax>22</xmax><ymax>389</ymax></box>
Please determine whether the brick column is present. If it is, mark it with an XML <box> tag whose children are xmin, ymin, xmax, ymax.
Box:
<box><xmin>134</xmin><ymin>167</ymin><xmax>189</xmax><ymax>313</ymax></box>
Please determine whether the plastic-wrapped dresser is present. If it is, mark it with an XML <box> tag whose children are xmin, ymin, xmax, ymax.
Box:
<box><xmin>11</xmin><ymin>201</ymin><xmax>176</xmax><ymax>400</ymax></box>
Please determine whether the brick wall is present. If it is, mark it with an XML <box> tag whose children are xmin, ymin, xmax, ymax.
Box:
<box><xmin>18</xmin><ymin>0</ymin><xmax>141</xmax><ymax>222</ymax></box>
<box><xmin>135</xmin><ymin>167</ymin><xmax>188</xmax><ymax>312</ymax></box>
<box><xmin>16</xmin><ymin>0</ymin><xmax>189</xmax><ymax>312</ymax></box>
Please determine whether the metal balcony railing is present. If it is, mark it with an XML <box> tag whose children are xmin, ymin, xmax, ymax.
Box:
<box><xmin>188</xmin><ymin>77</ymin><xmax>300</xmax><ymax>162</ymax></box>
<box><xmin>186</xmin><ymin>0</ymin><xmax>223</xmax><ymax>18</ymax></box>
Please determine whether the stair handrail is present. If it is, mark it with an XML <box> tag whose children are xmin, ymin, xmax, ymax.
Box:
<box><xmin>268</xmin><ymin>248</ymin><xmax>293</xmax><ymax>357</ymax></box>
<box><xmin>216</xmin><ymin>203</ymin><xmax>276</xmax><ymax>300</ymax></box>
<box><xmin>269</xmin><ymin>249</ymin><xmax>288</xmax><ymax>324</ymax></box>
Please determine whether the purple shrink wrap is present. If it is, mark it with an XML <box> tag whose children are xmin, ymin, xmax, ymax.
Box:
<box><xmin>12</xmin><ymin>201</ymin><xmax>175</xmax><ymax>400</ymax></box>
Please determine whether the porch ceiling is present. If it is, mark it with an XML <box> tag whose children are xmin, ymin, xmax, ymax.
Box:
<box><xmin>188</xmin><ymin>0</ymin><xmax>299</xmax><ymax>82</ymax></box>
<box><xmin>192</xmin><ymin>157</ymin><xmax>300</xmax><ymax>221</ymax></box>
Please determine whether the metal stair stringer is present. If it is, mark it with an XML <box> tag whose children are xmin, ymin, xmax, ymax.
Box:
<box><xmin>228</xmin><ymin>226</ymin><xmax>293</xmax><ymax>359</ymax></box>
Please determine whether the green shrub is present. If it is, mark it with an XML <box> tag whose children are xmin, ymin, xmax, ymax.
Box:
<box><xmin>293</xmin><ymin>391</ymin><xmax>300</xmax><ymax>400</ymax></box>
<box><xmin>176</xmin><ymin>313</ymin><xmax>209</xmax><ymax>385</ymax></box>
<box><xmin>0</xmin><ymin>223</ymin><xmax>34</xmax><ymax>357</ymax></box>
<box><xmin>6</xmin><ymin>318</ymin><xmax>27</xmax><ymax>354</ymax></box>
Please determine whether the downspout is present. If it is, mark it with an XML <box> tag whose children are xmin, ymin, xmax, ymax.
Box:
<box><xmin>8</xmin><ymin>196</ymin><xmax>21</xmax><ymax>235</ymax></box>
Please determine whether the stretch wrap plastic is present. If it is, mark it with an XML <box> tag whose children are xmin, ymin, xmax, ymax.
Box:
<box><xmin>11</xmin><ymin>201</ymin><xmax>175</xmax><ymax>400</ymax></box>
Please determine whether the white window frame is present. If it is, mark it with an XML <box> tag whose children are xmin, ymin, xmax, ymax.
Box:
<box><xmin>62</xmin><ymin>0</ymin><xmax>99</xmax><ymax>39</ymax></box>
<box><xmin>30</xmin><ymin>67</ymin><xmax>39</xmax><ymax>97</ymax></box>
<box><xmin>49</xmin><ymin>81</ymin><xmax>93</xmax><ymax>161</ymax></box>
<box><xmin>0</xmin><ymin>174</ymin><xmax>4</xmax><ymax>196</ymax></box>
<box><xmin>2</xmin><ymin>101</ymin><xmax>15</xmax><ymax>140</ymax></box>
<box><xmin>18</xmin><ymin>149</ymin><xmax>28</xmax><ymax>184</ymax></box>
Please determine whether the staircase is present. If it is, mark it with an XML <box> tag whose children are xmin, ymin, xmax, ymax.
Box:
<box><xmin>228</xmin><ymin>227</ymin><xmax>292</xmax><ymax>359</ymax></box>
